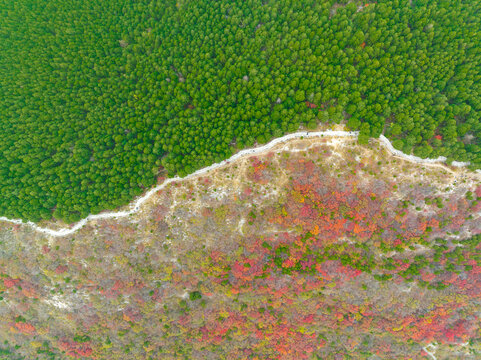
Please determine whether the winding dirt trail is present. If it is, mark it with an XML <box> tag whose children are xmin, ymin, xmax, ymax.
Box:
<box><xmin>0</xmin><ymin>130</ymin><xmax>479</xmax><ymax>237</ymax></box>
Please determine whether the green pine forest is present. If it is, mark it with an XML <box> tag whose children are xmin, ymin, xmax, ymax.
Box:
<box><xmin>0</xmin><ymin>0</ymin><xmax>480</xmax><ymax>223</ymax></box>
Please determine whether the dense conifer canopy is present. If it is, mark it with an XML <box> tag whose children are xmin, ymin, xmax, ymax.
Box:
<box><xmin>0</xmin><ymin>0</ymin><xmax>480</xmax><ymax>222</ymax></box>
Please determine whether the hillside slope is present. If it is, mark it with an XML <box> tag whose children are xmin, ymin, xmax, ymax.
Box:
<box><xmin>1</xmin><ymin>136</ymin><xmax>481</xmax><ymax>359</ymax></box>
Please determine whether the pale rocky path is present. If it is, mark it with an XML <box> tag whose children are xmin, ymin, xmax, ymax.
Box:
<box><xmin>0</xmin><ymin>129</ymin><xmax>479</xmax><ymax>237</ymax></box>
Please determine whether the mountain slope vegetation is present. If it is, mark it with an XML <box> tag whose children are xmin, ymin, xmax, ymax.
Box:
<box><xmin>1</xmin><ymin>137</ymin><xmax>480</xmax><ymax>359</ymax></box>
